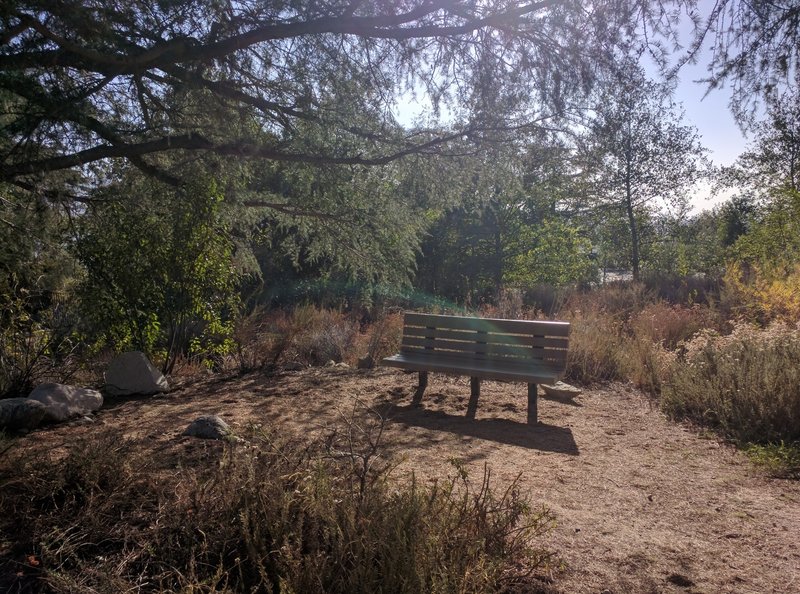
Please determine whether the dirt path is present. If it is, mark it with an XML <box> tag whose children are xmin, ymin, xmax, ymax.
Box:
<box><xmin>20</xmin><ymin>367</ymin><xmax>800</xmax><ymax>593</ymax></box>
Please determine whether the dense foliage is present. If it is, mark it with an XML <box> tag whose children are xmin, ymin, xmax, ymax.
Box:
<box><xmin>76</xmin><ymin>174</ymin><xmax>238</xmax><ymax>372</ymax></box>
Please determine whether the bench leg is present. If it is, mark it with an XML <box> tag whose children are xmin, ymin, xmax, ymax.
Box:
<box><xmin>413</xmin><ymin>371</ymin><xmax>428</xmax><ymax>405</ymax></box>
<box><xmin>528</xmin><ymin>383</ymin><xmax>538</xmax><ymax>424</ymax></box>
<box><xmin>467</xmin><ymin>377</ymin><xmax>480</xmax><ymax>419</ymax></box>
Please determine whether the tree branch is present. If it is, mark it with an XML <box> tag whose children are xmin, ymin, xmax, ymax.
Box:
<box><xmin>2</xmin><ymin>124</ymin><xmax>484</xmax><ymax>179</ymax></box>
<box><xmin>0</xmin><ymin>2</ymin><xmax>554</xmax><ymax>74</ymax></box>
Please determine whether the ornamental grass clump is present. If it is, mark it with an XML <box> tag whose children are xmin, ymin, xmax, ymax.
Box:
<box><xmin>563</xmin><ymin>312</ymin><xmax>627</xmax><ymax>384</ymax></box>
<box><xmin>662</xmin><ymin>322</ymin><xmax>800</xmax><ymax>445</ymax></box>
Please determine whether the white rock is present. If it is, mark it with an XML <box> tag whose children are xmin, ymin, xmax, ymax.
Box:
<box><xmin>0</xmin><ymin>398</ymin><xmax>47</xmax><ymax>431</ymax></box>
<box><xmin>105</xmin><ymin>351</ymin><xmax>169</xmax><ymax>396</ymax></box>
<box><xmin>541</xmin><ymin>381</ymin><xmax>582</xmax><ymax>399</ymax></box>
<box><xmin>28</xmin><ymin>383</ymin><xmax>103</xmax><ymax>422</ymax></box>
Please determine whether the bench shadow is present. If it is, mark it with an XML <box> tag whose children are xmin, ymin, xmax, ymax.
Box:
<box><xmin>379</xmin><ymin>403</ymin><xmax>579</xmax><ymax>455</ymax></box>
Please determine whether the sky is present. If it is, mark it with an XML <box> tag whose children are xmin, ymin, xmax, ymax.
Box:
<box><xmin>394</xmin><ymin>2</ymin><xmax>753</xmax><ymax>214</ymax></box>
<box><xmin>668</xmin><ymin>67</ymin><xmax>745</xmax><ymax>213</ymax></box>
<box><xmin>672</xmin><ymin>59</ymin><xmax>746</xmax><ymax>169</ymax></box>
<box><xmin>651</xmin><ymin>2</ymin><xmax>750</xmax><ymax>213</ymax></box>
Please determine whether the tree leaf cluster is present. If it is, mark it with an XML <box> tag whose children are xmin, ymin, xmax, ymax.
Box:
<box><xmin>75</xmin><ymin>171</ymin><xmax>238</xmax><ymax>371</ymax></box>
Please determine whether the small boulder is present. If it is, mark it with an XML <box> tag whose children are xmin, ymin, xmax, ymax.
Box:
<box><xmin>28</xmin><ymin>383</ymin><xmax>103</xmax><ymax>423</ymax></box>
<box><xmin>105</xmin><ymin>351</ymin><xmax>169</xmax><ymax>396</ymax></box>
<box><xmin>541</xmin><ymin>381</ymin><xmax>582</xmax><ymax>400</ymax></box>
<box><xmin>0</xmin><ymin>398</ymin><xmax>47</xmax><ymax>432</ymax></box>
<box><xmin>325</xmin><ymin>360</ymin><xmax>349</xmax><ymax>368</ymax></box>
<box><xmin>183</xmin><ymin>415</ymin><xmax>231</xmax><ymax>440</ymax></box>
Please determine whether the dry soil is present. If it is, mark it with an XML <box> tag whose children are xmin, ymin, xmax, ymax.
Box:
<box><xmin>17</xmin><ymin>367</ymin><xmax>800</xmax><ymax>593</ymax></box>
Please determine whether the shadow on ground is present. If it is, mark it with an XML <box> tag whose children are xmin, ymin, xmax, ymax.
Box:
<box><xmin>379</xmin><ymin>402</ymin><xmax>580</xmax><ymax>455</ymax></box>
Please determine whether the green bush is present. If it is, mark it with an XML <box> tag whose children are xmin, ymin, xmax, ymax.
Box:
<box><xmin>0</xmin><ymin>427</ymin><xmax>553</xmax><ymax>593</ymax></box>
<box><xmin>0</xmin><ymin>291</ymin><xmax>78</xmax><ymax>398</ymax></box>
<box><xmin>745</xmin><ymin>442</ymin><xmax>800</xmax><ymax>479</ymax></box>
<box><xmin>76</xmin><ymin>174</ymin><xmax>239</xmax><ymax>373</ymax></box>
<box><xmin>662</xmin><ymin>323</ymin><xmax>800</xmax><ymax>444</ymax></box>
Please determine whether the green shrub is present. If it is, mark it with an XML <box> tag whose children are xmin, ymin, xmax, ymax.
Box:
<box><xmin>76</xmin><ymin>175</ymin><xmax>239</xmax><ymax>373</ymax></box>
<box><xmin>0</xmin><ymin>291</ymin><xmax>78</xmax><ymax>398</ymax></box>
<box><xmin>0</xmin><ymin>427</ymin><xmax>553</xmax><ymax>593</ymax></box>
<box><xmin>662</xmin><ymin>323</ymin><xmax>800</xmax><ymax>444</ymax></box>
<box><xmin>744</xmin><ymin>442</ymin><xmax>800</xmax><ymax>479</ymax></box>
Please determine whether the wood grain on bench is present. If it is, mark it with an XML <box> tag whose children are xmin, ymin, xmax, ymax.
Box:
<box><xmin>382</xmin><ymin>312</ymin><xmax>570</xmax><ymax>424</ymax></box>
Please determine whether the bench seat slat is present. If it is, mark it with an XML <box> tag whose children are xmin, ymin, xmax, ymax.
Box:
<box><xmin>401</xmin><ymin>335</ymin><xmax>567</xmax><ymax>355</ymax></box>
<box><xmin>400</xmin><ymin>347</ymin><xmax>567</xmax><ymax>365</ymax></box>
<box><xmin>382</xmin><ymin>352</ymin><xmax>565</xmax><ymax>384</ymax></box>
<box><xmin>404</xmin><ymin>312</ymin><xmax>570</xmax><ymax>336</ymax></box>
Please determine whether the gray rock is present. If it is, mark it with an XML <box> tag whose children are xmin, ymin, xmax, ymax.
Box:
<box><xmin>541</xmin><ymin>381</ymin><xmax>582</xmax><ymax>400</ymax></box>
<box><xmin>0</xmin><ymin>398</ymin><xmax>47</xmax><ymax>432</ymax></box>
<box><xmin>105</xmin><ymin>351</ymin><xmax>169</xmax><ymax>396</ymax></box>
<box><xmin>183</xmin><ymin>415</ymin><xmax>231</xmax><ymax>440</ymax></box>
<box><xmin>28</xmin><ymin>383</ymin><xmax>103</xmax><ymax>423</ymax></box>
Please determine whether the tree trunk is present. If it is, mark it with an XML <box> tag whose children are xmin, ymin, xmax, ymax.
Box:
<box><xmin>492</xmin><ymin>205</ymin><xmax>503</xmax><ymax>299</ymax></box>
<box><xmin>624</xmin><ymin>162</ymin><xmax>640</xmax><ymax>282</ymax></box>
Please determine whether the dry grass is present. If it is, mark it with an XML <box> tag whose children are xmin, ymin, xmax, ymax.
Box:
<box><xmin>630</xmin><ymin>302</ymin><xmax>723</xmax><ymax>350</ymax></box>
<box><xmin>232</xmin><ymin>307</ymin><xmax>406</xmax><ymax>372</ymax></box>
<box><xmin>663</xmin><ymin>322</ymin><xmax>800</xmax><ymax>446</ymax></box>
<box><xmin>557</xmin><ymin>286</ymin><xmax>723</xmax><ymax>394</ymax></box>
<box><xmin>561</xmin><ymin>282</ymin><xmax>652</xmax><ymax>320</ymax></box>
<box><xmin>352</xmin><ymin>310</ymin><xmax>405</xmax><ymax>364</ymax></box>
<box><xmin>0</xmin><ymin>409</ymin><xmax>553</xmax><ymax>594</ymax></box>
<box><xmin>562</xmin><ymin>312</ymin><xmax>627</xmax><ymax>385</ymax></box>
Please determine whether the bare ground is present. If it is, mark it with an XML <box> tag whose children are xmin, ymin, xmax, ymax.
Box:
<box><xmin>15</xmin><ymin>367</ymin><xmax>800</xmax><ymax>593</ymax></box>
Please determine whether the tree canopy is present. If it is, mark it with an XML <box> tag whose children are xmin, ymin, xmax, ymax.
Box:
<box><xmin>693</xmin><ymin>0</ymin><xmax>800</xmax><ymax>121</ymax></box>
<box><xmin>580</xmin><ymin>61</ymin><xmax>707</xmax><ymax>280</ymax></box>
<box><xmin>1</xmin><ymin>0</ymin><xmax>690</xmax><ymax>194</ymax></box>
<box><xmin>720</xmin><ymin>83</ymin><xmax>800</xmax><ymax>196</ymax></box>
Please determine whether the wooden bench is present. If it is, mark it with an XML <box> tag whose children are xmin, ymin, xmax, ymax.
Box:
<box><xmin>381</xmin><ymin>312</ymin><xmax>570</xmax><ymax>424</ymax></box>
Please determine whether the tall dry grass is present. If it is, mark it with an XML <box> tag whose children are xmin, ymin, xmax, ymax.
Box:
<box><xmin>233</xmin><ymin>305</ymin><xmax>361</xmax><ymax>371</ymax></box>
<box><xmin>0</xmin><ymin>425</ymin><xmax>554</xmax><ymax>593</ymax></box>
<box><xmin>559</xmin><ymin>285</ymin><xmax>719</xmax><ymax>392</ymax></box>
<box><xmin>563</xmin><ymin>312</ymin><xmax>627</xmax><ymax>384</ymax></box>
<box><xmin>351</xmin><ymin>309</ymin><xmax>405</xmax><ymax>364</ymax></box>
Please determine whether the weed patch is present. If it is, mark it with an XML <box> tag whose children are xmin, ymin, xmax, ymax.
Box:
<box><xmin>744</xmin><ymin>442</ymin><xmax>800</xmax><ymax>479</ymax></box>
<box><xmin>0</xmin><ymin>424</ymin><xmax>554</xmax><ymax>593</ymax></box>
<box><xmin>662</xmin><ymin>323</ymin><xmax>800</xmax><ymax>445</ymax></box>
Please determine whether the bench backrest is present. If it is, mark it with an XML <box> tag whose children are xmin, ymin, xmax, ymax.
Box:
<box><xmin>400</xmin><ymin>312</ymin><xmax>569</xmax><ymax>370</ymax></box>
